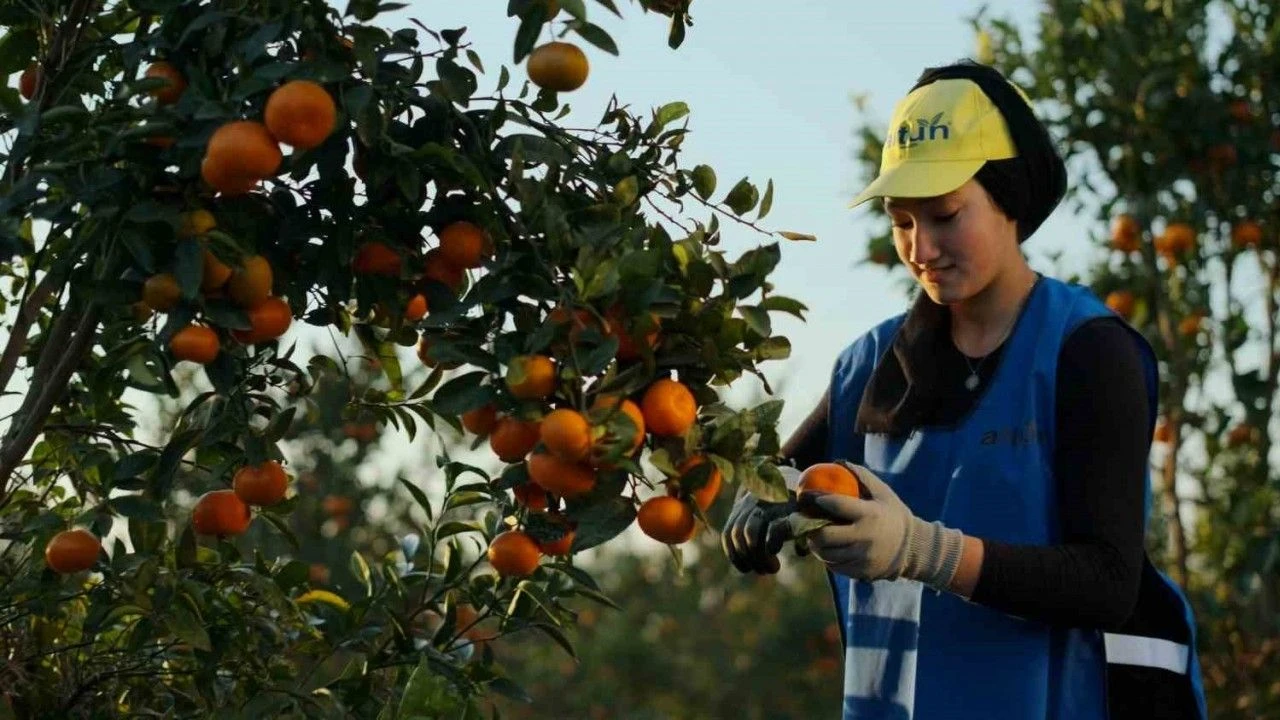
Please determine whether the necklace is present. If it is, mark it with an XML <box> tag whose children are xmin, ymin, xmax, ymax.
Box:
<box><xmin>957</xmin><ymin>277</ymin><xmax>1038</xmax><ymax>391</ymax></box>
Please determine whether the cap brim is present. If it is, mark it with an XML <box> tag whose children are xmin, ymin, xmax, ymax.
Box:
<box><xmin>847</xmin><ymin>159</ymin><xmax>987</xmax><ymax>209</ymax></box>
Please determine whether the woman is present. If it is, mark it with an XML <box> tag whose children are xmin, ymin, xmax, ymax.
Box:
<box><xmin>722</xmin><ymin>61</ymin><xmax>1207</xmax><ymax>720</ymax></box>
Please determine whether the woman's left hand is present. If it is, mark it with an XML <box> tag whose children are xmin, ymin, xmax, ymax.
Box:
<box><xmin>792</xmin><ymin>463</ymin><xmax>965</xmax><ymax>589</ymax></box>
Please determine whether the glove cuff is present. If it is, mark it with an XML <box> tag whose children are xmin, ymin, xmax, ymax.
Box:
<box><xmin>903</xmin><ymin>518</ymin><xmax>965</xmax><ymax>592</ymax></box>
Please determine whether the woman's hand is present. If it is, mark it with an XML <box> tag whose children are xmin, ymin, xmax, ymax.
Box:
<box><xmin>795</xmin><ymin>463</ymin><xmax>966</xmax><ymax>590</ymax></box>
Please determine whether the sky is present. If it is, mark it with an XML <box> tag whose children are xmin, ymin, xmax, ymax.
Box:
<box><xmin>386</xmin><ymin>0</ymin><xmax>1088</xmax><ymax>433</ymax></box>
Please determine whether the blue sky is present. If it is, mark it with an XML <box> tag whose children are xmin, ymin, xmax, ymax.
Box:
<box><xmin>393</xmin><ymin>1</ymin><xmax>1089</xmax><ymax>432</ymax></box>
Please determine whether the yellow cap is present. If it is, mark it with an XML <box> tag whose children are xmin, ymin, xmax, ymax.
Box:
<box><xmin>849</xmin><ymin>78</ymin><xmax>1023</xmax><ymax>208</ymax></box>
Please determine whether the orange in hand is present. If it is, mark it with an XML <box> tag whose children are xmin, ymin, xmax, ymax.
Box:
<box><xmin>795</xmin><ymin>462</ymin><xmax>861</xmax><ymax>518</ymax></box>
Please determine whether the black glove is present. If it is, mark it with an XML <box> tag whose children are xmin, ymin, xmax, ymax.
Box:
<box><xmin>721</xmin><ymin>489</ymin><xmax>805</xmax><ymax>575</ymax></box>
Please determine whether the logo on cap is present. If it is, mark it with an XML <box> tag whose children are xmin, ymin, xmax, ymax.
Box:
<box><xmin>895</xmin><ymin>112</ymin><xmax>950</xmax><ymax>148</ymax></box>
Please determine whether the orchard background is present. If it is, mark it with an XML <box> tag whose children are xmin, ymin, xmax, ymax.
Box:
<box><xmin>1</xmin><ymin>1</ymin><xmax>1278</xmax><ymax>719</ymax></box>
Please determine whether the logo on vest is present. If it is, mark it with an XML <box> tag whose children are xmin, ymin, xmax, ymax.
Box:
<box><xmin>895</xmin><ymin>112</ymin><xmax>950</xmax><ymax>148</ymax></box>
<box><xmin>979</xmin><ymin>419</ymin><xmax>1046</xmax><ymax>446</ymax></box>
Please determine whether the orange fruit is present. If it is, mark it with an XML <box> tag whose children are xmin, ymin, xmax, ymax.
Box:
<box><xmin>309</xmin><ymin>563</ymin><xmax>330</xmax><ymax>585</ymax></box>
<box><xmin>1110</xmin><ymin>214</ymin><xmax>1141</xmax><ymax>253</ymax></box>
<box><xmin>170</xmin><ymin>325</ymin><xmax>220</xmax><ymax>364</ymax></box>
<box><xmin>1105</xmin><ymin>290</ymin><xmax>1136</xmax><ymax>320</ymax></box>
<box><xmin>233</xmin><ymin>460</ymin><xmax>289</xmax><ymax>506</ymax></box>
<box><xmin>540</xmin><ymin>408</ymin><xmax>592</xmax><ymax>462</ymax></box>
<box><xmin>513</xmin><ymin>482</ymin><xmax>552</xmax><ymax>511</ymax></box>
<box><xmin>142</xmin><ymin>273</ymin><xmax>182</xmax><ymax>312</ymax></box>
<box><xmin>668</xmin><ymin>455</ymin><xmax>723</xmax><ymax>511</ymax></box>
<box><xmin>404</xmin><ymin>293</ymin><xmax>428</xmax><ymax>321</ymax></box>
<box><xmin>144</xmin><ymin>61</ymin><xmax>187</xmax><ymax>105</ymax></box>
<box><xmin>202</xmin><ymin>249</ymin><xmax>233</xmax><ymax>292</ymax></box>
<box><xmin>527</xmin><ymin>42</ymin><xmax>589</xmax><ymax>92</ymax></box>
<box><xmin>490</xmin><ymin>417</ymin><xmax>541</xmax><ymax>462</ymax></box>
<box><xmin>322</xmin><ymin>495</ymin><xmax>353</xmax><ymax>517</ymax></box>
<box><xmin>591</xmin><ymin>395</ymin><xmax>645</xmax><ymax>451</ymax></box>
<box><xmin>536</xmin><ymin>514</ymin><xmax>576</xmax><ymax>556</ymax></box>
<box><xmin>232</xmin><ymin>297</ymin><xmax>292</xmax><ymax>344</ymax></box>
<box><xmin>1226</xmin><ymin>424</ymin><xmax>1253</xmax><ymax>448</ymax></box>
<box><xmin>179</xmin><ymin>209</ymin><xmax>217</xmax><ymax>238</ymax></box>
<box><xmin>437</xmin><ymin>221</ymin><xmax>489</xmax><ymax>269</ymax></box>
<box><xmin>227</xmin><ymin>255</ymin><xmax>273</xmax><ymax>307</ymax></box>
<box><xmin>1153</xmin><ymin>419</ymin><xmax>1173</xmax><ymax>444</ymax></box>
<box><xmin>1178</xmin><ymin>314</ymin><xmax>1203</xmax><ymax>338</ymax></box>
<box><xmin>205</xmin><ymin>120</ymin><xmax>282</xmax><ymax>180</ymax></box>
<box><xmin>1161</xmin><ymin>223</ymin><xmax>1196</xmax><ymax>254</ymax></box>
<box><xmin>462</xmin><ymin>405</ymin><xmax>499</xmax><ymax>436</ymax></box>
<box><xmin>540</xmin><ymin>0</ymin><xmax>561</xmax><ymax>19</ymax></box>
<box><xmin>641</xmin><ymin>378</ymin><xmax>697</xmax><ymax>436</ymax></box>
<box><xmin>352</xmin><ymin>240</ymin><xmax>401</xmax><ymax>276</ymax></box>
<box><xmin>19</xmin><ymin>63</ymin><xmax>40</xmax><ymax>100</ymax></box>
<box><xmin>191</xmin><ymin>489</ymin><xmax>252</xmax><ymax>537</ymax></box>
<box><xmin>606</xmin><ymin>307</ymin><xmax>660</xmax><ymax>360</ymax></box>
<box><xmin>796</xmin><ymin>462</ymin><xmax>861</xmax><ymax>518</ymax></box>
<box><xmin>488</xmin><ymin>530</ymin><xmax>542</xmax><ymax>577</ymax></box>
<box><xmin>423</xmin><ymin>248</ymin><xmax>466</xmax><ymax>292</ymax></box>
<box><xmin>505</xmin><ymin>355</ymin><xmax>557</xmax><ymax>400</ymax></box>
<box><xmin>637</xmin><ymin>496</ymin><xmax>696</xmax><ymax>544</ymax></box>
<box><xmin>527</xmin><ymin>451</ymin><xmax>596</xmax><ymax>498</ymax></box>
<box><xmin>1232</xmin><ymin>221</ymin><xmax>1263</xmax><ymax>249</ymax></box>
<box><xmin>264</xmin><ymin>80</ymin><xmax>337</xmax><ymax>150</ymax></box>
<box><xmin>44</xmin><ymin>529</ymin><xmax>100</xmax><ymax>573</ymax></box>
<box><xmin>1228</xmin><ymin>100</ymin><xmax>1253</xmax><ymax>123</ymax></box>
<box><xmin>130</xmin><ymin>301</ymin><xmax>153</xmax><ymax>323</ymax></box>
<box><xmin>454</xmin><ymin>603</ymin><xmax>498</xmax><ymax>642</ymax></box>
<box><xmin>200</xmin><ymin>155</ymin><xmax>259</xmax><ymax>196</ymax></box>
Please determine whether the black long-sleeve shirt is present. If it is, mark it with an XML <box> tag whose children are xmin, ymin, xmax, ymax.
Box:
<box><xmin>781</xmin><ymin>316</ymin><xmax>1148</xmax><ymax>630</ymax></box>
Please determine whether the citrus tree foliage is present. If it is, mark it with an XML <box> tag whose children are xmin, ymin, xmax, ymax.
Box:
<box><xmin>0</xmin><ymin>0</ymin><xmax>812</xmax><ymax>715</ymax></box>
<box><xmin>852</xmin><ymin>1</ymin><xmax>1279</xmax><ymax>715</ymax></box>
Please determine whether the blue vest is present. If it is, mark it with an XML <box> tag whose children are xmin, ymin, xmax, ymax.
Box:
<box><xmin>824</xmin><ymin>277</ymin><xmax>1208</xmax><ymax>719</ymax></box>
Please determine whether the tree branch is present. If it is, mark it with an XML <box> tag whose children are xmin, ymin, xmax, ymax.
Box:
<box><xmin>0</xmin><ymin>271</ymin><xmax>62</xmax><ymax>397</ymax></box>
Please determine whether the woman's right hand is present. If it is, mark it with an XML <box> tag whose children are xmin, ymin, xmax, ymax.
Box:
<box><xmin>721</xmin><ymin>489</ymin><xmax>804</xmax><ymax>574</ymax></box>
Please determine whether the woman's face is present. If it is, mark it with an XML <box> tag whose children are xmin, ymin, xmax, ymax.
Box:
<box><xmin>885</xmin><ymin>179</ymin><xmax>1019</xmax><ymax>306</ymax></box>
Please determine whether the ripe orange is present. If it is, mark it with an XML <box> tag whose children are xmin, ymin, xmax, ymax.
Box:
<box><xmin>1160</xmin><ymin>223</ymin><xmax>1196</xmax><ymax>254</ymax></box>
<box><xmin>309</xmin><ymin>563</ymin><xmax>330</xmax><ymax>585</ymax></box>
<box><xmin>505</xmin><ymin>355</ymin><xmax>557</xmax><ymax>400</ymax></box>
<box><xmin>227</xmin><ymin>255</ymin><xmax>273</xmax><ymax>307</ymax></box>
<box><xmin>490</xmin><ymin>416</ymin><xmax>541</xmax><ymax>462</ymax></box>
<box><xmin>641</xmin><ymin>378</ymin><xmax>697</xmax><ymax>436</ymax></box>
<box><xmin>796</xmin><ymin>463</ymin><xmax>861</xmax><ymax>518</ymax></box>
<box><xmin>1226</xmin><ymin>424</ymin><xmax>1253</xmax><ymax>448</ymax></box>
<box><xmin>1153</xmin><ymin>419</ymin><xmax>1173</xmax><ymax>444</ymax></box>
<box><xmin>191</xmin><ymin>489</ymin><xmax>252</xmax><ymax>537</ymax></box>
<box><xmin>1178</xmin><ymin>314</ymin><xmax>1203</xmax><ymax>338</ymax></box>
<box><xmin>322</xmin><ymin>495</ymin><xmax>353</xmax><ymax>517</ymax></box>
<box><xmin>527</xmin><ymin>451</ymin><xmax>597</xmax><ymax>498</ymax></box>
<box><xmin>540</xmin><ymin>408</ymin><xmax>592</xmax><ymax>462</ymax></box>
<box><xmin>131</xmin><ymin>301</ymin><xmax>153</xmax><ymax>323</ymax></box>
<box><xmin>1232</xmin><ymin>221</ymin><xmax>1263</xmax><ymax>249</ymax></box>
<box><xmin>637</xmin><ymin>496</ymin><xmax>696</xmax><ymax>544</ymax></box>
<box><xmin>527</xmin><ymin>42</ymin><xmax>589</xmax><ymax>92</ymax></box>
<box><xmin>142</xmin><ymin>273</ymin><xmax>182</xmax><ymax>312</ymax></box>
<box><xmin>668</xmin><ymin>455</ymin><xmax>723</xmax><ymax>511</ymax></box>
<box><xmin>232</xmin><ymin>296</ymin><xmax>292</xmax><ymax>344</ymax></box>
<box><xmin>19</xmin><ymin>63</ymin><xmax>40</xmax><ymax>100</ymax></box>
<box><xmin>536</xmin><ymin>514</ymin><xmax>576</xmax><ymax>556</ymax></box>
<box><xmin>462</xmin><ymin>405</ymin><xmax>498</xmax><ymax>436</ymax></box>
<box><xmin>1110</xmin><ymin>214</ymin><xmax>1141</xmax><ymax>253</ymax></box>
<box><xmin>1105</xmin><ymin>290</ymin><xmax>1136</xmax><ymax>320</ymax></box>
<box><xmin>233</xmin><ymin>460</ymin><xmax>289</xmax><ymax>506</ymax></box>
<box><xmin>170</xmin><ymin>325</ymin><xmax>220</xmax><ymax>364</ymax></box>
<box><xmin>201</xmin><ymin>156</ymin><xmax>259</xmax><ymax>195</ymax></box>
<box><xmin>44</xmin><ymin>529</ymin><xmax>100</xmax><ymax>573</ymax></box>
<box><xmin>488</xmin><ymin>530</ymin><xmax>542</xmax><ymax>577</ymax></box>
<box><xmin>179</xmin><ymin>209</ymin><xmax>217</xmax><ymax>238</ymax></box>
<box><xmin>202</xmin><ymin>249</ymin><xmax>234</xmax><ymax>291</ymax></box>
<box><xmin>437</xmin><ymin>221</ymin><xmax>489</xmax><ymax>269</ymax></box>
<box><xmin>352</xmin><ymin>241</ymin><xmax>401</xmax><ymax>276</ymax></box>
<box><xmin>144</xmin><ymin>61</ymin><xmax>187</xmax><ymax>105</ymax></box>
<box><xmin>423</xmin><ymin>248</ymin><xmax>465</xmax><ymax>292</ymax></box>
<box><xmin>513</xmin><ymin>482</ymin><xmax>552</xmax><ymax>511</ymax></box>
<box><xmin>606</xmin><ymin>307</ymin><xmax>660</xmax><ymax>361</ymax></box>
<box><xmin>404</xmin><ymin>293</ymin><xmax>428</xmax><ymax>321</ymax></box>
<box><xmin>264</xmin><ymin>80</ymin><xmax>337</xmax><ymax>150</ymax></box>
<box><xmin>205</xmin><ymin>120</ymin><xmax>282</xmax><ymax>183</ymax></box>
<box><xmin>590</xmin><ymin>395</ymin><xmax>645</xmax><ymax>453</ymax></box>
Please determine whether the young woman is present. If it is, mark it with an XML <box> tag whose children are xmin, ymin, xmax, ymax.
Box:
<box><xmin>722</xmin><ymin>61</ymin><xmax>1208</xmax><ymax>719</ymax></box>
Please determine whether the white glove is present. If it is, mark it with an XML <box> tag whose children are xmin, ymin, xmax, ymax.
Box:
<box><xmin>794</xmin><ymin>463</ymin><xmax>964</xmax><ymax>591</ymax></box>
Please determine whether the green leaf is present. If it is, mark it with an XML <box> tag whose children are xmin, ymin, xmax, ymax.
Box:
<box><xmin>565</xmin><ymin>497</ymin><xmax>636</xmax><ymax>552</ymax></box>
<box><xmin>400</xmin><ymin>477</ymin><xmax>435</xmax><ymax>521</ymax></box>
<box><xmin>753</xmin><ymin>336</ymin><xmax>791</xmax><ymax>361</ymax></box>
<box><xmin>758</xmin><ymin>295</ymin><xmax>808</xmax><ymax>319</ymax></box>
<box><xmin>573</xmin><ymin>23</ymin><xmax>619</xmax><ymax>55</ymax></box>
<box><xmin>691</xmin><ymin>164</ymin><xmax>716</xmax><ymax>200</ymax></box>
<box><xmin>264</xmin><ymin>406</ymin><xmax>297</xmax><ymax>442</ymax></box>
<box><xmin>758</xmin><ymin>179</ymin><xmax>775</xmax><ymax>219</ymax></box>
<box><xmin>174</xmin><ymin>239</ymin><xmax>204</xmax><ymax>300</ymax></box>
<box><xmin>513</xmin><ymin>11</ymin><xmax>542</xmax><ymax>63</ymax></box>
<box><xmin>115</xmin><ymin>451</ymin><xmax>158</xmax><ymax>482</ymax></box>
<box><xmin>654</xmin><ymin>101</ymin><xmax>689</xmax><ymax>129</ymax></box>
<box><xmin>351</xmin><ymin>551</ymin><xmax>373</xmax><ymax>594</ymax></box>
<box><xmin>488</xmin><ymin>676</ymin><xmax>533</xmax><ymax>704</ymax></box>
<box><xmin>0</xmin><ymin>29</ymin><xmax>39</xmax><ymax>74</ymax></box>
<box><xmin>111</xmin><ymin>495</ymin><xmax>164</xmax><ymax>521</ymax></box>
<box><xmin>166</xmin><ymin>604</ymin><xmax>212</xmax><ymax>652</ymax></box>
<box><xmin>778</xmin><ymin>230</ymin><xmax>817</xmax><ymax>242</ymax></box>
<box><xmin>432</xmin><ymin>371</ymin><xmax>493</xmax><ymax>415</ymax></box>
<box><xmin>723</xmin><ymin>178</ymin><xmax>759</xmax><ymax>215</ymax></box>
<box><xmin>611</xmin><ymin>175</ymin><xmax>639</xmax><ymax>206</ymax></box>
<box><xmin>738</xmin><ymin>306</ymin><xmax>771</xmax><ymax>337</ymax></box>
<box><xmin>175</xmin><ymin>523</ymin><xmax>197</xmax><ymax>569</ymax></box>
<box><xmin>259</xmin><ymin>511</ymin><xmax>300</xmax><ymax>553</ymax></box>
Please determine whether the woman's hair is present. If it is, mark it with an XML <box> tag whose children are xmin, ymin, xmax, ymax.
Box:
<box><xmin>911</xmin><ymin>60</ymin><xmax>1066</xmax><ymax>242</ymax></box>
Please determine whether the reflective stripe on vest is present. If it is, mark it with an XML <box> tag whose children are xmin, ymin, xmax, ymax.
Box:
<box><xmin>1104</xmin><ymin>633</ymin><xmax>1190</xmax><ymax>675</ymax></box>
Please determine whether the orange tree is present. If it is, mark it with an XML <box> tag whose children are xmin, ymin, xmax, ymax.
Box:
<box><xmin>0</xmin><ymin>0</ymin><xmax>812</xmax><ymax>715</ymax></box>
<box><xmin>853</xmin><ymin>1</ymin><xmax>1279</xmax><ymax>716</ymax></box>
